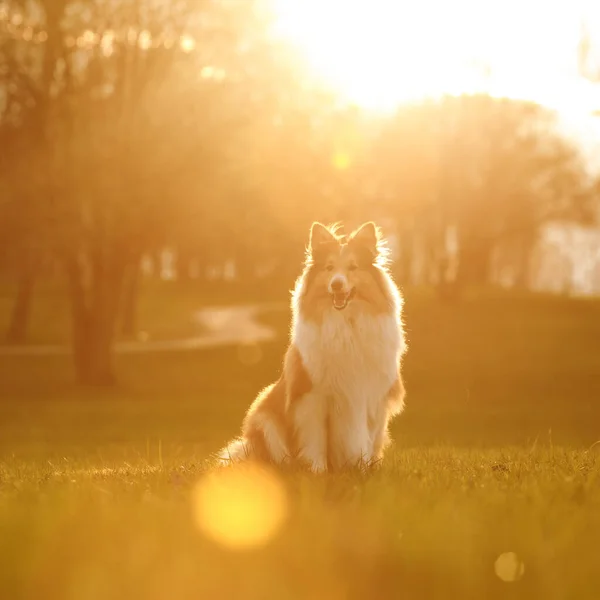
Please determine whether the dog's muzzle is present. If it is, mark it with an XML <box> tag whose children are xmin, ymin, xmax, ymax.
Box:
<box><xmin>329</xmin><ymin>275</ymin><xmax>355</xmax><ymax>310</ymax></box>
<box><xmin>331</xmin><ymin>287</ymin><xmax>356</xmax><ymax>310</ymax></box>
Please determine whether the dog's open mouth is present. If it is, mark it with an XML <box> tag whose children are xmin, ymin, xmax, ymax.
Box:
<box><xmin>332</xmin><ymin>288</ymin><xmax>356</xmax><ymax>310</ymax></box>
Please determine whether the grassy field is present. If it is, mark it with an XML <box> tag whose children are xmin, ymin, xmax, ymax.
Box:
<box><xmin>1</xmin><ymin>285</ymin><xmax>600</xmax><ymax>599</ymax></box>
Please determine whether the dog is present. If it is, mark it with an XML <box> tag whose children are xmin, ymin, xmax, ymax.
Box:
<box><xmin>218</xmin><ymin>221</ymin><xmax>407</xmax><ymax>472</ymax></box>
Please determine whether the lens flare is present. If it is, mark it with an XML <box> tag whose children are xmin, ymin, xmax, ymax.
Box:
<box><xmin>192</xmin><ymin>464</ymin><xmax>288</xmax><ymax>549</ymax></box>
<box><xmin>494</xmin><ymin>552</ymin><xmax>525</xmax><ymax>582</ymax></box>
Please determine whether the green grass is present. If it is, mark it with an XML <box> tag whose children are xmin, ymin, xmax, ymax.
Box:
<box><xmin>1</xmin><ymin>287</ymin><xmax>600</xmax><ymax>599</ymax></box>
<box><xmin>1</xmin><ymin>449</ymin><xmax>599</xmax><ymax>600</ymax></box>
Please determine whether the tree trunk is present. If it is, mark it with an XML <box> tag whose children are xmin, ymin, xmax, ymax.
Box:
<box><xmin>5</xmin><ymin>250</ymin><xmax>36</xmax><ymax>344</ymax></box>
<box><xmin>64</xmin><ymin>251</ymin><xmax>126</xmax><ymax>387</ymax></box>
<box><xmin>175</xmin><ymin>248</ymin><xmax>192</xmax><ymax>282</ymax></box>
<box><xmin>234</xmin><ymin>243</ymin><xmax>257</xmax><ymax>282</ymax></box>
<box><xmin>72</xmin><ymin>314</ymin><xmax>118</xmax><ymax>387</ymax></box>
<box><xmin>512</xmin><ymin>236</ymin><xmax>535</xmax><ymax>290</ymax></box>
<box><xmin>194</xmin><ymin>251</ymin><xmax>209</xmax><ymax>282</ymax></box>
<box><xmin>120</xmin><ymin>258</ymin><xmax>140</xmax><ymax>337</ymax></box>
<box><xmin>436</xmin><ymin>255</ymin><xmax>462</xmax><ymax>303</ymax></box>
<box><xmin>456</xmin><ymin>235</ymin><xmax>493</xmax><ymax>287</ymax></box>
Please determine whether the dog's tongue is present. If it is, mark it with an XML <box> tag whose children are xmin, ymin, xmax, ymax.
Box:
<box><xmin>333</xmin><ymin>292</ymin><xmax>348</xmax><ymax>309</ymax></box>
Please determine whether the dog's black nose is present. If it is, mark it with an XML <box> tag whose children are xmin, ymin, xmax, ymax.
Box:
<box><xmin>331</xmin><ymin>279</ymin><xmax>344</xmax><ymax>292</ymax></box>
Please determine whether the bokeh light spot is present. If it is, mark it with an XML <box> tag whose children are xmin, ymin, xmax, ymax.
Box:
<box><xmin>180</xmin><ymin>35</ymin><xmax>196</xmax><ymax>53</ymax></box>
<box><xmin>138</xmin><ymin>30</ymin><xmax>152</xmax><ymax>50</ymax></box>
<box><xmin>495</xmin><ymin>552</ymin><xmax>525</xmax><ymax>582</ymax></box>
<box><xmin>192</xmin><ymin>464</ymin><xmax>288</xmax><ymax>550</ymax></box>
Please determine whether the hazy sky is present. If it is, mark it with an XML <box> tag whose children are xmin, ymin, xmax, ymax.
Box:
<box><xmin>272</xmin><ymin>0</ymin><xmax>600</xmax><ymax>171</ymax></box>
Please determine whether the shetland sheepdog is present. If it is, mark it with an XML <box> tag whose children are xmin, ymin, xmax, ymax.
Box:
<box><xmin>218</xmin><ymin>221</ymin><xmax>407</xmax><ymax>472</ymax></box>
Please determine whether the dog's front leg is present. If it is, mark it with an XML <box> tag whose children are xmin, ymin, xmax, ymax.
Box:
<box><xmin>290</xmin><ymin>391</ymin><xmax>328</xmax><ymax>473</ymax></box>
<box><xmin>329</xmin><ymin>401</ymin><xmax>372</xmax><ymax>471</ymax></box>
<box><xmin>369</xmin><ymin>402</ymin><xmax>392</xmax><ymax>462</ymax></box>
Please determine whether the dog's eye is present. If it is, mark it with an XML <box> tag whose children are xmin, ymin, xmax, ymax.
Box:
<box><xmin>325</xmin><ymin>264</ymin><xmax>334</xmax><ymax>272</ymax></box>
<box><xmin>348</xmin><ymin>264</ymin><xmax>358</xmax><ymax>272</ymax></box>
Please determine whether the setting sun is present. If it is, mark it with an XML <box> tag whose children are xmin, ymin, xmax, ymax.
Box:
<box><xmin>272</xmin><ymin>0</ymin><xmax>486</xmax><ymax>111</ymax></box>
<box><xmin>271</xmin><ymin>0</ymin><xmax>600</xmax><ymax>115</ymax></box>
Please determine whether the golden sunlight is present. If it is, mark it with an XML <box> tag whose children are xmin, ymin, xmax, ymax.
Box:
<box><xmin>271</xmin><ymin>0</ymin><xmax>600</xmax><ymax>115</ymax></box>
<box><xmin>192</xmin><ymin>464</ymin><xmax>288</xmax><ymax>550</ymax></box>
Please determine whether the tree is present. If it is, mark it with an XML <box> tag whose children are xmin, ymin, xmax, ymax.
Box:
<box><xmin>370</xmin><ymin>95</ymin><xmax>593</xmax><ymax>291</ymax></box>
<box><xmin>47</xmin><ymin>0</ymin><xmax>238</xmax><ymax>385</ymax></box>
<box><xmin>0</xmin><ymin>0</ymin><xmax>69</xmax><ymax>342</ymax></box>
<box><xmin>1</xmin><ymin>0</ymin><xmax>323</xmax><ymax>383</ymax></box>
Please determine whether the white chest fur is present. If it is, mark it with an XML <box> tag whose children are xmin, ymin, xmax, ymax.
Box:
<box><xmin>293</xmin><ymin>312</ymin><xmax>401</xmax><ymax>405</ymax></box>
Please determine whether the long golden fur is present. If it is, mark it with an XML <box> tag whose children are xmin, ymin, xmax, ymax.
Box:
<box><xmin>218</xmin><ymin>221</ymin><xmax>407</xmax><ymax>472</ymax></box>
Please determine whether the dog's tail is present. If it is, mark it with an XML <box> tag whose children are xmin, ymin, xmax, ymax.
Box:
<box><xmin>215</xmin><ymin>409</ymin><xmax>290</xmax><ymax>467</ymax></box>
<box><xmin>216</xmin><ymin>437</ymin><xmax>254</xmax><ymax>466</ymax></box>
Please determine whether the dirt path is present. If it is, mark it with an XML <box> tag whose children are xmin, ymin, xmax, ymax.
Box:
<box><xmin>0</xmin><ymin>303</ymin><xmax>287</xmax><ymax>356</ymax></box>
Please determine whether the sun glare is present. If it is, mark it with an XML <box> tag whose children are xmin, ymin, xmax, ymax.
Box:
<box><xmin>271</xmin><ymin>0</ymin><xmax>600</xmax><ymax>116</ymax></box>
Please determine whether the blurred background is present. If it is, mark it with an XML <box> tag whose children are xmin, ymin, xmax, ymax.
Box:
<box><xmin>1</xmin><ymin>0</ymin><xmax>600</xmax><ymax>430</ymax></box>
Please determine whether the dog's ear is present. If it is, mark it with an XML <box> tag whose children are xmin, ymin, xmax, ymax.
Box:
<box><xmin>309</xmin><ymin>222</ymin><xmax>337</xmax><ymax>254</ymax></box>
<box><xmin>349</xmin><ymin>222</ymin><xmax>380</xmax><ymax>256</ymax></box>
